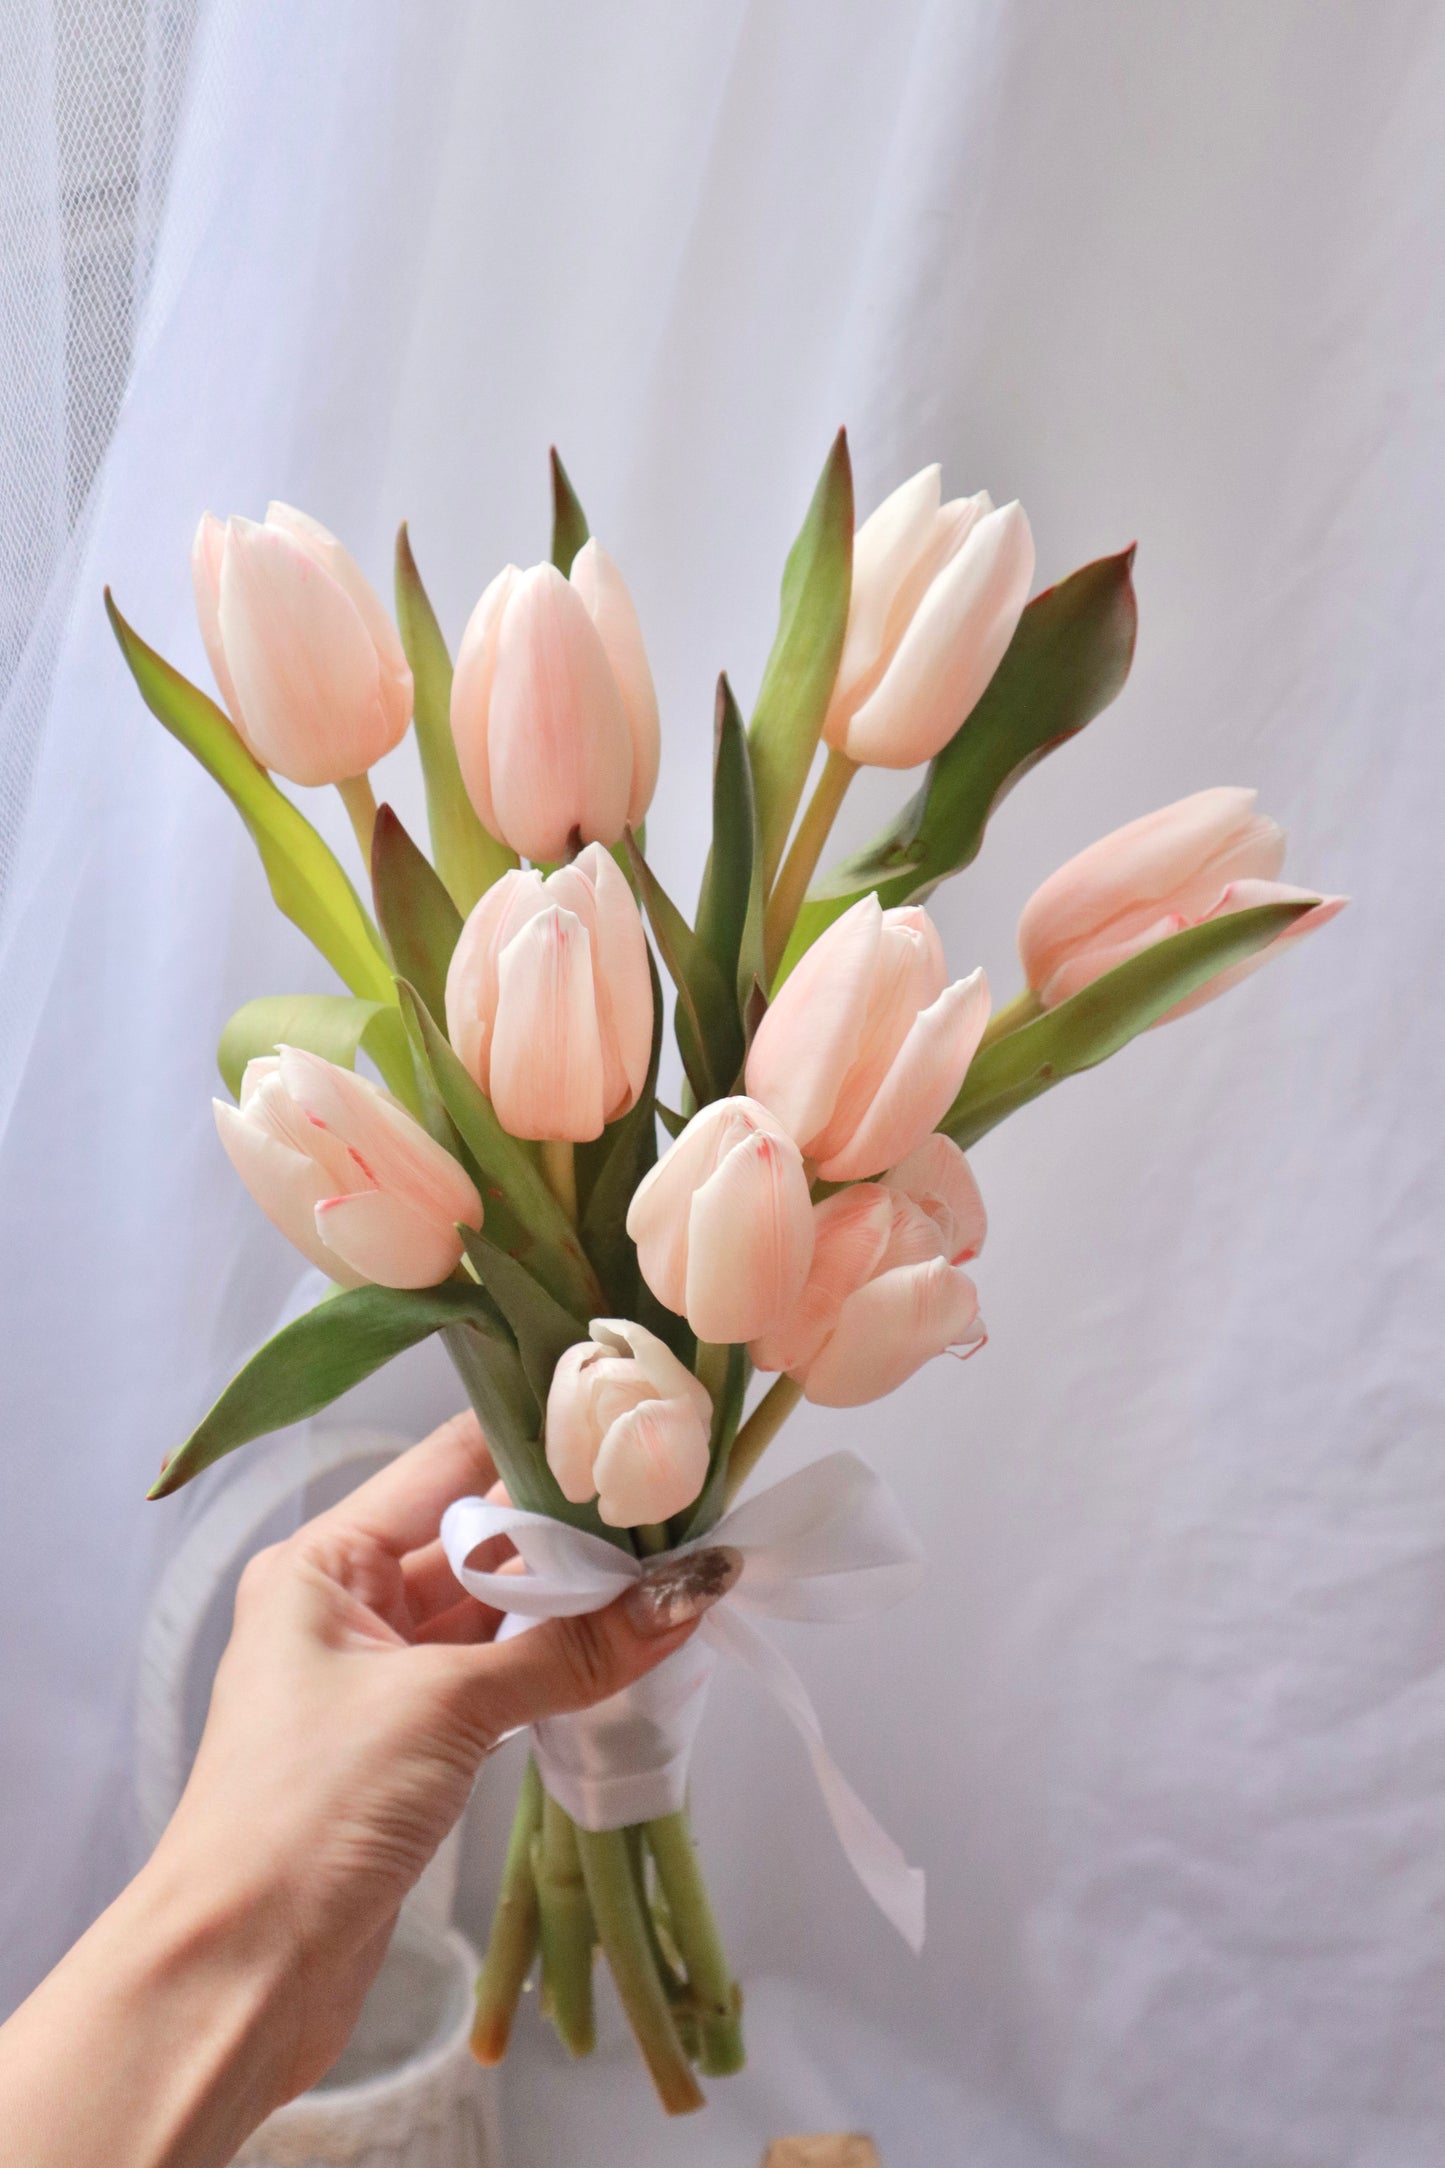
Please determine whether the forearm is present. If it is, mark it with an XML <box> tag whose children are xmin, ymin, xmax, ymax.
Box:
<box><xmin>0</xmin><ymin>1836</ymin><xmax>294</xmax><ymax>2168</ymax></box>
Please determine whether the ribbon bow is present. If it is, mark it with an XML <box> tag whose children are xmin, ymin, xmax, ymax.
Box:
<box><xmin>441</xmin><ymin>1450</ymin><xmax>927</xmax><ymax>1952</ymax></box>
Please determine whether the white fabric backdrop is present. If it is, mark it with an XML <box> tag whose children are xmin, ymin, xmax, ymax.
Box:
<box><xmin>1</xmin><ymin>5</ymin><xmax>1440</xmax><ymax>2164</ymax></box>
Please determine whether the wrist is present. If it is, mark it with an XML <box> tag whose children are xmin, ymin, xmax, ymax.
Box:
<box><xmin>0</xmin><ymin>1834</ymin><xmax>299</xmax><ymax>2168</ymax></box>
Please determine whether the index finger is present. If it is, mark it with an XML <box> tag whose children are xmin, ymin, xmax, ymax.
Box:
<box><xmin>309</xmin><ymin>1408</ymin><xmax>496</xmax><ymax>1559</ymax></box>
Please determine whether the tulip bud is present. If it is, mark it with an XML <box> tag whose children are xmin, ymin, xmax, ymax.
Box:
<box><xmin>444</xmin><ymin>841</ymin><xmax>652</xmax><ymax>1142</ymax></box>
<box><xmin>546</xmin><ymin>1319</ymin><xmax>713</xmax><ymax>1527</ymax></box>
<box><xmin>215</xmin><ymin>1047</ymin><xmax>481</xmax><ymax>1289</ymax></box>
<box><xmin>626</xmin><ymin>1097</ymin><xmax>815</xmax><ymax>1345</ymax></box>
<box><xmin>1017</xmin><ymin>786</ymin><xmax>1348</xmax><ymax>1016</ymax></box>
<box><xmin>821</xmin><ymin>466</ymin><xmax>1034</xmax><ymax>769</ymax></box>
<box><xmin>191</xmin><ymin>503</ymin><xmax>412</xmax><ymax>785</ymax></box>
<box><xmin>450</xmin><ymin>544</ymin><xmax>659</xmax><ymax>864</ymax></box>
<box><xmin>746</xmin><ymin>894</ymin><xmax>990</xmax><ymax>1180</ymax></box>
<box><xmin>752</xmin><ymin>1137</ymin><xmax>986</xmax><ymax>1407</ymax></box>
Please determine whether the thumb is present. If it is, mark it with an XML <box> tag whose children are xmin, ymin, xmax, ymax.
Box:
<box><xmin>442</xmin><ymin>1544</ymin><xmax>740</xmax><ymax>1749</ymax></box>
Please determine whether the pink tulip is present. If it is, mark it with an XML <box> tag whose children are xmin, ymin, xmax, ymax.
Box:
<box><xmin>450</xmin><ymin>543</ymin><xmax>659</xmax><ymax>864</ymax></box>
<box><xmin>822</xmin><ymin>466</ymin><xmax>1034</xmax><ymax>769</ymax></box>
<box><xmin>546</xmin><ymin>1319</ymin><xmax>713</xmax><ymax>1528</ymax></box>
<box><xmin>746</xmin><ymin>894</ymin><xmax>990</xmax><ymax>1180</ymax></box>
<box><xmin>751</xmin><ymin>1135</ymin><xmax>986</xmax><ymax>1406</ymax></box>
<box><xmin>626</xmin><ymin>1097</ymin><xmax>815</xmax><ymax>1345</ymax></box>
<box><xmin>444</xmin><ymin>842</ymin><xmax>652</xmax><ymax>1142</ymax></box>
<box><xmin>191</xmin><ymin>503</ymin><xmax>412</xmax><ymax>785</ymax></box>
<box><xmin>1017</xmin><ymin>787</ymin><xmax>1348</xmax><ymax>1014</ymax></box>
<box><xmin>215</xmin><ymin>1047</ymin><xmax>481</xmax><ymax>1289</ymax></box>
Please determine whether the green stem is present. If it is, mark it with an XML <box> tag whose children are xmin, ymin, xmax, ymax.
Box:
<box><xmin>763</xmin><ymin>748</ymin><xmax>856</xmax><ymax>982</ymax></box>
<box><xmin>977</xmin><ymin>986</ymin><xmax>1043</xmax><ymax>1050</ymax></box>
<box><xmin>533</xmin><ymin>1793</ymin><xmax>596</xmax><ymax>2057</ymax></box>
<box><xmin>470</xmin><ymin>1759</ymin><xmax>542</xmax><ymax>2065</ymax></box>
<box><xmin>575</xmin><ymin>1828</ymin><xmax>705</xmax><ymax>2115</ymax></box>
<box><xmin>540</xmin><ymin>1137</ymin><xmax>578</xmax><ymax>1224</ymax></box>
<box><xmin>646</xmin><ymin>1811</ymin><xmax>745</xmax><ymax>2076</ymax></box>
<box><xmin>336</xmin><ymin>771</ymin><xmax>378</xmax><ymax>867</ymax></box>
<box><xmin>723</xmin><ymin>1375</ymin><xmax>803</xmax><ymax>1507</ymax></box>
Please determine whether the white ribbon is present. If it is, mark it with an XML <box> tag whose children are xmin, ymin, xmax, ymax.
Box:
<box><xmin>441</xmin><ymin>1450</ymin><xmax>927</xmax><ymax>1952</ymax></box>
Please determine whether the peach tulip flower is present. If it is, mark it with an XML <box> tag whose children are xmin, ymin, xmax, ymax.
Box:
<box><xmin>546</xmin><ymin>1319</ymin><xmax>713</xmax><ymax>1528</ymax></box>
<box><xmin>626</xmin><ymin>1097</ymin><xmax>815</xmax><ymax>1345</ymax></box>
<box><xmin>822</xmin><ymin>467</ymin><xmax>1034</xmax><ymax>769</ymax></box>
<box><xmin>450</xmin><ymin>541</ymin><xmax>659</xmax><ymax>864</ymax></box>
<box><xmin>444</xmin><ymin>841</ymin><xmax>652</xmax><ymax>1143</ymax></box>
<box><xmin>1017</xmin><ymin>787</ymin><xmax>1347</xmax><ymax>1014</ymax></box>
<box><xmin>215</xmin><ymin>1048</ymin><xmax>481</xmax><ymax>1289</ymax></box>
<box><xmin>192</xmin><ymin>503</ymin><xmax>412</xmax><ymax>786</ymax></box>
<box><xmin>751</xmin><ymin>1135</ymin><xmax>986</xmax><ymax>1407</ymax></box>
<box><xmin>746</xmin><ymin>893</ymin><xmax>990</xmax><ymax>1180</ymax></box>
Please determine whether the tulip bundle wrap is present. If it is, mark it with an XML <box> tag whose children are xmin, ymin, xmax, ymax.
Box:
<box><xmin>113</xmin><ymin>432</ymin><xmax>1342</xmax><ymax>2113</ymax></box>
<box><xmin>442</xmin><ymin>1451</ymin><xmax>927</xmax><ymax>1950</ymax></box>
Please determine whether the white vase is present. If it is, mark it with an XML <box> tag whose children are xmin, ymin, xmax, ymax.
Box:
<box><xmin>235</xmin><ymin>1920</ymin><xmax>495</xmax><ymax>2168</ymax></box>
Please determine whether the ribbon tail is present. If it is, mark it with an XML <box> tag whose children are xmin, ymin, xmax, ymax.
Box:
<box><xmin>701</xmin><ymin>1605</ymin><xmax>925</xmax><ymax>1954</ymax></box>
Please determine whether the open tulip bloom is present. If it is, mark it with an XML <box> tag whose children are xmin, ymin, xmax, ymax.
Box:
<box><xmin>109</xmin><ymin>433</ymin><xmax>1343</xmax><ymax>2113</ymax></box>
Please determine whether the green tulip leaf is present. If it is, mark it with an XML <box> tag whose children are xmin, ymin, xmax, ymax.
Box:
<box><xmin>695</xmin><ymin>674</ymin><xmax>766</xmax><ymax>1048</ymax></box>
<box><xmin>674</xmin><ymin>1341</ymin><xmax>749</xmax><ymax>1543</ymax></box>
<box><xmin>458</xmin><ymin>1227</ymin><xmax>585</xmax><ymax>1406</ymax></box>
<box><xmin>625</xmin><ymin>832</ymin><xmax>736</xmax><ymax>1107</ymax></box>
<box><xmin>942</xmin><ymin>900</ymin><xmax>1317</xmax><ymax>1151</ymax></box>
<box><xmin>748</xmin><ymin>429</ymin><xmax>854</xmax><ymax>887</ymax></box>
<box><xmin>107</xmin><ymin>595</ymin><xmax>395</xmax><ymax>1004</ymax></box>
<box><xmin>395</xmin><ymin>978</ymin><xmax>604</xmax><ymax>1316</ymax></box>
<box><xmin>779</xmin><ymin>547</ymin><xmax>1139</xmax><ymax>978</ymax></box>
<box><xmin>395</xmin><ymin>524</ymin><xmax>515</xmax><ymax>913</ymax></box>
<box><xmin>217</xmin><ymin>993</ymin><xmax>419</xmax><ymax>1114</ymax></box>
<box><xmin>150</xmin><ymin>1281</ymin><xmax>490</xmax><ymax>1497</ymax></box>
<box><xmin>550</xmin><ymin>447</ymin><xmax>590</xmax><ymax>576</ymax></box>
<box><xmin>371</xmin><ymin>802</ymin><xmax>464</xmax><ymax>1027</ymax></box>
<box><xmin>575</xmin><ymin>950</ymin><xmax>675</xmax><ymax>1331</ymax></box>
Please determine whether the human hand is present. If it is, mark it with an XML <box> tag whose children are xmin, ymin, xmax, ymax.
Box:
<box><xmin>153</xmin><ymin>1407</ymin><xmax>716</xmax><ymax>2109</ymax></box>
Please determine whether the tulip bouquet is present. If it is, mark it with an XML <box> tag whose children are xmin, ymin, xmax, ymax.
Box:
<box><xmin>109</xmin><ymin>436</ymin><xmax>1341</xmax><ymax>2114</ymax></box>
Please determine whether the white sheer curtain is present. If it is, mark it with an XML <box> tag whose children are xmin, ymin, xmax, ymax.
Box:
<box><xmin>2</xmin><ymin>6</ymin><xmax>1441</xmax><ymax>2166</ymax></box>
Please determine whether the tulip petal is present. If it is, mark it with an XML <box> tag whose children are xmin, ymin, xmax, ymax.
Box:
<box><xmin>802</xmin><ymin>1257</ymin><xmax>982</xmax><ymax>1407</ymax></box>
<box><xmin>579</xmin><ymin>843</ymin><xmax>654</xmax><ymax>1117</ymax></box>
<box><xmin>444</xmin><ymin>866</ymin><xmax>539</xmax><ymax>1090</ymax></box>
<box><xmin>886</xmin><ymin>1133</ymin><xmax>987</xmax><ymax>1262</ymax></box>
<box><xmin>214</xmin><ymin>1099</ymin><xmax>365</xmax><ymax>1285</ymax></box>
<box><xmin>745</xmin><ymin>893</ymin><xmax>882</xmax><ymax>1151</ymax></box>
<box><xmin>450</xmin><ymin>565</ymin><xmax>518</xmax><ymax>840</ymax></box>
<box><xmin>844</xmin><ymin>500</ymin><xmax>1035</xmax><ymax>769</ymax></box>
<box><xmin>825</xmin><ymin>466</ymin><xmax>943</xmax><ymax>732</ymax></box>
<box><xmin>265</xmin><ymin>501</ymin><xmax>413</xmax><ymax>742</ymax></box>
<box><xmin>593</xmin><ymin>1394</ymin><xmax>712</xmax><ymax>1528</ymax></box>
<box><xmin>191</xmin><ymin>514</ymin><xmax>245</xmax><ymax>730</ymax></box>
<box><xmin>818</xmin><ymin>967</ymin><xmax>990</xmax><ymax>1180</ymax></box>
<box><xmin>275</xmin><ymin>1046</ymin><xmax>483</xmax><ymax>1230</ymax></box>
<box><xmin>1018</xmin><ymin>787</ymin><xmax>1284</xmax><ymax>993</ymax></box>
<box><xmin>544</xmin><ymin>1341</ymin><xmax>606</xmax><ymax>1503</ymax></box>
<box><xmin>750</xmin><ymin>1185</ymin><xmax>894</xmax><ymax>1375</ymax></box>
<box><xmin>487</xmin><ymin>564</ymin><xmax>633</xmax><ymax>862</ymax></box>
<box><xmin>314</xmin><ymin>1189</ymin><xmax>464</xmax><ymax>1290</ymax></box>
<box><xmin>591</xmin><ymin>1318</ymin><xmax>713</xmax><ymax>1428</ymax></box>
<box><xmin>488</xmin><ymin>905</ymin><xmax>607</xmax><ymax>1141</ymax></box>
<box><xmin>218</xmin><ymin>521</ymin><xmax>393</xmax><ymax>786</ymax></box>
<box><xmin>806</xmin><ymin>905</ymin><xmax>947</xmax><ymax>1164</ymax></box>
<box><xmin>684</xmin><ymin>1128</ymin><xmax>815</xmax><ymax>1343</ymax></box>
<box><xmin>570</xmin><ymin>541</ymin><xmax>661</xmax><ymax>826</ymax></box>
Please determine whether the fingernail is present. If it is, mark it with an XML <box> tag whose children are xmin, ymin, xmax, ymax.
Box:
<box><xmin>624</xmin><ymin>1546</ymin><xmax>742</xmax><ymax>1637</ymax></box>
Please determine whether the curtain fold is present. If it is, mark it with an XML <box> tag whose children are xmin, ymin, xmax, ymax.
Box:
<box><xmin>1</xmin><ymin>6</ymin><xmax>1439</xmax><ymax>2165</ymax></box>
